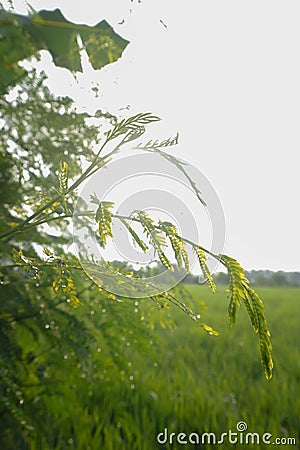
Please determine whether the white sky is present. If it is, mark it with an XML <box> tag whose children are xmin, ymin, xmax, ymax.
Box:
<box><xmin>4</xmin><ymin>0</ymin><xmax>300</xmax><ymax>271</ymax></box>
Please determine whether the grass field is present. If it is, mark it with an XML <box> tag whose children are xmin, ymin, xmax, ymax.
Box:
<box><xmin>13</xmin><ymin>286</ymin><xmax>300</xmax><ymax>449</ymax></box>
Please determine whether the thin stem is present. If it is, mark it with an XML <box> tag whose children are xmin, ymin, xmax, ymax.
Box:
<box><xmin>0</xmin><ymin>262</ymin><xmax>83</xmax><ymax>271</ymax></box>
<box><xmin>0</xmin><ymin>208</ymin><xmax>223</xmax><ymax>272</ymax></box>
<box><xmin>134</xmin><ymin>145</ymin><xmax>207</xmax><ymax>206</ymax></box>
<box><xmin>113</xmin><ymin>213</ymin><xmax>222</xmax><ymax>263</ymax></box>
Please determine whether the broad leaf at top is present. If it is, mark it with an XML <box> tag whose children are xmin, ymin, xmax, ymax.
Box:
<box><xmin>0</xmin><ymin>7</ymin><xmax>129</xmax><ymax>91</ymax></box>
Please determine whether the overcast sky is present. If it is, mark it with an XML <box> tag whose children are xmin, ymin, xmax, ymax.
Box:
<box><xmin>5</xmin><ymin>0</ymin><xmax>300</xmax><ymax>271</ymax></box>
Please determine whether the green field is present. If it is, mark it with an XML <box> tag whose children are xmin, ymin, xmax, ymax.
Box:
<box><xmin>3</xmin><ymin>286</ymin><xmax>300</xmax><ymax>450</ymax></box>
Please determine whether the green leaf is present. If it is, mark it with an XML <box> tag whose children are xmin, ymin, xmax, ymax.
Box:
<box><xmin>135</xmin><ymin>132</ymin><xmax>179</xmax><ymax>150</ymax></box>
<box><xmin>135</xmin><ymin>211</ymin><xmax>173</xmax><ymax>271</ymax></box>
<box><xmin>200</xmin><ymin>323</ymin><xmax>219</xmax><ymax>336</ymax></box>
<box><xmin>159</xmin><ymin>221</ymin><xmax>190</xmax><ymax>272</ymax></box>
<box><xmin>58</xmin><ymin>160</ymin><xmax>68</xmax><ymax>193</ymax></box>
<box><xmin>221</xmin><ymin>254</ymin><xmax>273</xmax><ymax>379</ymax></box>
<box><xmin>220</xmin><ymin>255</ymin><xmax>249</xmax><ymax>326</ymax></box>
<box><xmin>105</xmin><ymin>113</ymin><xmax>160</xmax><ymax>141</ymax></box>
<box><xmin>34</xmin><ymin>9</ymin><xmax>129</xmax><ymax>71</ymax></box>
<box><xmin>95</xmin><ymin>201</ymin><xmax>114</xmax><ymax>246</ymax></box>
<box><xmin>119</xmin><ymin>217</ymin><xmax>148</xmax><ymax>253</ymax></box>
<box><xmin>245</xmin><ymin>287</ymin><xmax>273</xmax><ymax>380</ymax></box>
<box><xmin>53</xmin><ymin>275</ymin><xmax>81</xmax><ymax>307</ymax></box>
<box><xmin>194</xmin><ymin>248</ymin><xmax>216</xmax><ymax>293</ymax></box>
<box><xmin>0</xmin><ymin>7</ymin><xmax>129</xmax><ymax>91</ymax></box>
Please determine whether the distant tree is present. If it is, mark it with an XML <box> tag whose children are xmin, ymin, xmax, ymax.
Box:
<box><xmin>244</xmin><ymin>270</ymin><xmax>300</xmax><ymax>287</ymax></box>
<box><xmin>214</xmin><ymin>272</ymin><xmax>229</xmax><ymax>285</ymax></box>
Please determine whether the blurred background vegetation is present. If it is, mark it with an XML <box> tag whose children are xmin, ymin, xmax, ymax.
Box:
<box><xmin>0</xmin><ymin>4</ymin><xmax>299</xmax><ymax>450</ymax></box>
